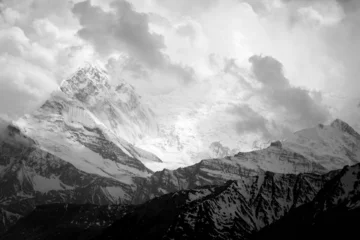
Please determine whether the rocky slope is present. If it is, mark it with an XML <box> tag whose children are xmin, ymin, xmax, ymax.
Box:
<box><xmin>6</xmin><ymin>162</ymin><xmax>359</xmax><ymax>240</ymax></box>
<box><xmin>133</xmin><ymin>119</ymin><xmax>360</xmax><ymax>203</ymax></box>
<box><xmin>99</xmin><ymin>169</ymin><xmax>339</xmax><ymax>240</ymax></box>
<box><xmin>3</xmin><ymin>167</ymin><xmax>340</xmax><ymax>240</ymax></box>
<box><xmin>252</xmin><ymin>163</ymin><xmax>360</xmax><ymax>240</ymax></box>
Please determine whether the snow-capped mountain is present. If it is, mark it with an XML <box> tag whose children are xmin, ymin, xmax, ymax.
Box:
<box><xmin>9</xmin><ymin>63</ymin><xmax>163</xmax><ymax>194</ymax></box>
<box><xmin>1</xmin><ymin>62</ymin><xmax>360</xmax><ymax>236</ymax></box>
<box><xmin>283</xmin><ymin>119</ymin><xmax>360</xmax><ymax>171</ymax></box>
<box><xmin>60</xmin><ymin>63</ymin><xmax>158</xmax><ymax>145</ymax></box>
<box><xmin>14</xmin><ymin>64</ymin><xmax>162</xmax><ymax>180</ymax></box>
<box><xmin>133</xmin><ymin>119</ymin><xmax>360</xmax><ymax>203</ymax></box>
<box><xmin>1</xmin><ymin>117</ymin><xmax>360</xmax><ymax>238</ymax></box>
<box><xmin>0</xmin><ymin>64</ymin><xmax>162</xmax><ymax>233</ymax></box>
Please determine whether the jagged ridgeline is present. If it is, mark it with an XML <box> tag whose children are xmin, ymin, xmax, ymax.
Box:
<box><xmin>4</xmin><ymin>163</ymin><xmax>360</xmax><ymax>240</ymax></box>
<box><xmin>0</xmin><ymin>64</ymin><xmax>360</xmax><ymax>238</ymax></box>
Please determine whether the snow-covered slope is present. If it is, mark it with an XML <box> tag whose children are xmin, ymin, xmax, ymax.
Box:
<box><xmin>15</xmin><ymin>93</ymin><xmax>153</xmax><ymax>182</ymax></box>
<box><xmin>0</xmin><ymin>125</ymin><xmax>138</xmax><ymax>233</ymax></box>
<box><xmin>14</xmin><ymin>64</ymin><xmax>162</xmax><ymax>179</ymax></box>
<box><xmin>0</xmin><ymin>64</ymin><xmax>162</xmax><ymax>233</ymax></box>
<box><xmin>283</xmin><ymin>119</ymin><xmax>360</xmax><ymax>170</ymax></box>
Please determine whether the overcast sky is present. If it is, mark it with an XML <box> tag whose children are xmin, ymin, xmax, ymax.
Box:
<box><xmin>0</xmin><ymin>0</ymin><xmax>359</xmax><ymax>146</ymax></box>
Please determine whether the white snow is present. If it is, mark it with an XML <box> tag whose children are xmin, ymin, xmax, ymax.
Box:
<box><xmin>32</xmin><ymin>175</ymin><xmax>73</xmax><ymax>193</ymax></box>
<box><xmin>104</xmin><ymin>186</ymin><xmax>127</xmax><ymax>202</ymax></box>
<box><xmin>187</xmin><ymin>189</ymin><xmax>212</xmax><ymax>202</ymax></box>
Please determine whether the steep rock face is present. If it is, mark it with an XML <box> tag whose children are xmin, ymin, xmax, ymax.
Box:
<box><xmin>1</xmin><ymin>204</ymin><xmax>132</xmax><ymax>240</ymax></box>
<box><xmin>60</xmin><ymin>63</ymin><xmax>158</xmax><ymax>145</ymax></box>
<box><xmin>0</xmin><ymin>208</ymin><xmax>21</xmax><ymax>235</ymax></box>
<box><xmin>98</xmin><ymin>170</ymin><xmax>337</xmax><ymax>240</ymax></box>
<box><xmin>252</xmin><ymin>163</ymin><xmax>360</xmax><ymax>240</ymax></box>
<box><xmin>133</xmin><ymin>146</ymin><xmax>327</xmax><ymax>203</ymax></box>
<box><xmin>133</xmin><ymin>158</ymin><xmax>260</xmax><ymax>204</ymax></box>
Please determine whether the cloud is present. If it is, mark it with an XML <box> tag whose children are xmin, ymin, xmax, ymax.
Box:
<box><xmin>175</xmin><ymin>23</ymin><xmax>196</xmax><ymax>41</ymax></box>
<box><xmin>106</xmin><ymin>54</ymin><xmax>195</xmax><ymax>95</ymax></box>
<box><xmin>227</xmin><ymin>104</ymin><xmax>272</xmax><ymax>138</ymax></box>
<box><xmin>0</xmin><ymin>0</ymin><xmax>98</xmax><ymax>119</ymax></box>
<box><xmin>336</xmin><ymin>0</ymin><xmax>360</xmax><ymax>13</ymax></box>
<box><xmin>0</xmin><ymin>117</ymin><xmax>36</xmax><ymax>148</ymax></box>
<box><xmin>154</xmin><ymin>0</ymin><xmax>219</xmax><ymax>16</ymax></box>
<box><xmin>0</xmin><ymin>24</ymin><xmax>59</xmax><ymax>118</ymax></box>
<box><xmin>0</xmin><ymin>0</ymin><xmax>359</xmax><ymax>165</ymax></box>
<box><xmin>73</xmin><ymin>0</ymin><xmax>196</xmax><ymax>92</ymax></box>
<box><xmin>0</xmin><ymin>116</ymin><xmax>10</xmax><ymax>133</ymax></box>
<box><xmin>249</xmin><ymin>55</ymin><xmax>330</xmax><ymax>128</ymax></box>
<box><xmin>73</xmin><ymin>0</ymin><xmax>165</xmax><ymax>67</ymax></box>
<box><xmin>0</xmin><ymin>54</ymin><xmax>57</xmax><ymax>118</ymax></box>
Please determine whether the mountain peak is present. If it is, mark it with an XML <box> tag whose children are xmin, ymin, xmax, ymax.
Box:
<box><xmin>59</xmin><ymin>63</ymin><xmax>111</xmax><ymax>103</ymax></box>
<box><xmin>330</xmin><ymin>119</ymin><xmax>360</xmax><ymax>138</ymax></box>
<box><xmin>331</xmin><ymin>118</ymin><xmax>348</xmax><ymax>127</ymax></box>
<box><xmin>82</xmin><ymin>61</ymin><xmax>108</xmax><ymax>74</ymax></box>
<box><xmin>60</xmin><ymin>62</ymin><xmax>109</xmax><ymax>86</ymax></box>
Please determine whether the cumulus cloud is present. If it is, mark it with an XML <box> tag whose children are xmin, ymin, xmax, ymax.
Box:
<box><xmin>0</xmin><ymin>0</ymin><xmax>100</xmax><ymax>119</ymax></box>
<box><xmin>249</xmin><ymin>55</ymin><xmax>330</xmax><ymax>128</ymax></box>
<box><xmin>175</xmin><ymin>23</ymin><xmax>196</xmax><ymax>41</ymax></box>
<box><xmin>73</xmin><ymin>0</ymin><xmax>196</xmax><ymax>93</ymax></box>
<box><xmin>106</xmin><ymin>54</ymin><xmax>195</xmax><ymax>95</ymax></box>
<box><xmin>73</xmin><ymin>0</ymin><xmax>165</xmax><ymax>67</ymax></box>
<box><xmin>0</xmin><ymin>25</ymin><xmax>58</xmax><ymax>118</ymax></box>
<box><xmin>154</xmin><ymin>0</ymin><xmax>219</xmax><ymax>16</ymax></box>
<box><xmin>227</xmin><ymin>104</ymin><xmax>272</xmax><ymax>138</ymax></box>
<box><xmin>0</xmin><ymin>0</ymin><xmax>359</xmax><ymax>162</ymax></box>
<box><xmin>0</xmin><ymin>58</ymin><xmax>57</xmax><ymax>115</ymax></box>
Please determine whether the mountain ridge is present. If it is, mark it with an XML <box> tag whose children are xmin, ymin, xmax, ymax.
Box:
<box><xmin>1</xmin><ymin>64</ymin><xmax>359</xmax><ymax>236</ymax></box>
<box><xmin>2</xmin><ymin>165</ymin><xmax>343</xmax><ymax>240</ymax></box>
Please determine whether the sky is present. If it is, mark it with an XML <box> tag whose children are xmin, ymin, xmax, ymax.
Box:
<box><xmin>0</xmin><ymin>0</ymin><xmax>360</xmax><ymax>156</ymax></box>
